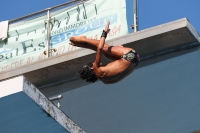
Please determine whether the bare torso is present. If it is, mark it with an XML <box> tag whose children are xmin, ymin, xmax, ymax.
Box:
<box><xmin>93</xmin><ymin>59</ymin><xmax>135</xmax><ymax>84</ymax></box>
<box><xmin>69</xmin><ymin>21</ymin><xmax>138</xmax><ymax>84</ymax></box>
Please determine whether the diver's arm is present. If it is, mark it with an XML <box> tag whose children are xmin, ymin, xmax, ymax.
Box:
<box><xmin>94</xmin><ymin>21</ymin><xmax>110</xmax><ymax>68</ymax></box>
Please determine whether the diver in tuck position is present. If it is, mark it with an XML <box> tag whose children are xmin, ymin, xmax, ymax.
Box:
<box><xmin>69</xmin><ymin>21</ymin><xmax>140</xmax><ymax>84</ymax></box>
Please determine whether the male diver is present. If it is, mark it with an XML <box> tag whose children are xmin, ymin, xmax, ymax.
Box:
<box><xmin>69</xmin><ymin>21</ymin><xmax>140</xmax><ymax>84</ymax></box>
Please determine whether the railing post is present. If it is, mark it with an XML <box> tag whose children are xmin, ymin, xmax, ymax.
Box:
<box><xmin>46</xmin><ymin>10</ymin><xmax>51</xmax><ymax>58</ymax></box>
<box><xmin>134</xmin><ymin>0</ymin><xmax>138</xmax><ymax>32</ymax></box>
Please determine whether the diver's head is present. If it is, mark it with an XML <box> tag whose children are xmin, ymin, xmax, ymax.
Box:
<box><xmin>79</xmin><ymin>63</ymin><xmax>98</xmax><ymax>83</ymax></box>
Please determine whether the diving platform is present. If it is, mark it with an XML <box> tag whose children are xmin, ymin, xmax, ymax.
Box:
<box><xmin>0</xmin><ymin>18</ymin><xmax>199</xmax><ymax>96</ymax></box>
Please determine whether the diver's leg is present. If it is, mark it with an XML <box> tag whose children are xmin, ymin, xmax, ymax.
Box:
<box><xmin>70</xmin><ymin>36</ymin><xmax>132</xmax><ymax>59</ymax></box>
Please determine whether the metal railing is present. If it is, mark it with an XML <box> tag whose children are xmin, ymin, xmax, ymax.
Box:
<box><xmin>8</xmin><ymin>0</ymin><xmax>89</xmax><ymax>58</ymax></box>
<box><xmin>9</xmin><ymin>0</ymin><xmax>88</xmax><ymax>24</ymax></box>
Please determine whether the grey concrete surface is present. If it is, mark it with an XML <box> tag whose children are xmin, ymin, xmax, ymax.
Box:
<box><xmin>32</xmin><ymin>18</ymin><xmax>200</xmax><ymax>95</ymax></box>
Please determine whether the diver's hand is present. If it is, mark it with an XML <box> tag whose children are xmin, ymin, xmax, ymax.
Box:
<box><xmin>104</xmin><ymin>20</ymin><xmax>110</xmax><ymax>33</ymax></box>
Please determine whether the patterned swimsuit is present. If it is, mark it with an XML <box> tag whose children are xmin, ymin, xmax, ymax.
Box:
<box><xmin>120</xmin><ymin>50</ymin><xmax>140</xmax><ymax>67</ymax></box>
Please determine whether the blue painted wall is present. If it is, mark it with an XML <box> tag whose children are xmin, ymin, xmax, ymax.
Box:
<box><xmin>0</xmin><ymin>92</ymin><xmax>69</xmax><ymax>133</ymax></box>
<box><xmin>60</xmin><ymin>49</ymin><xmax>200</xmax><ymax>133</ymax></box>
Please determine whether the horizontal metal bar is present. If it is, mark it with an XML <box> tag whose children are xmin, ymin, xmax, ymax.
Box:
<box><xmin>49</xmin><ymin>95</ymin><xmax>63</xmax><ymax>101</ymax></box>
<box><xmin>9</xmin><ymin>0</ymin><xmax>88</xmax><ymax>23</ymax></box>
<box><xmin>49</xmin><ymin>0</ymin><xmax>85</xmax><ymax>10</ymax></box>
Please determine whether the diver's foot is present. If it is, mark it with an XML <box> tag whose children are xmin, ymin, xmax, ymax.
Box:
<box><xmin>69</xmin><ymin>36</ymin><xmax>86</xmax><ymax>47</ymax></box>
<box><xmin>70</xmin><ymin>36</ymin><xmax>86</xmax><ymax>43</ymax></box>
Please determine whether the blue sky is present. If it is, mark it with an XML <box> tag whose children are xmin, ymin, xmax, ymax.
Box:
<box><xmin>0</xmin><ymin>0</ymin><xmax>200</xmax><ymax>33</ymax></box>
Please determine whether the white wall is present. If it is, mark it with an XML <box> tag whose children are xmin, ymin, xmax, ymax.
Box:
<box><xmin>0</xmin><ymin>76</ymin><xmax>23</xmax><ymax>98</ymax></box>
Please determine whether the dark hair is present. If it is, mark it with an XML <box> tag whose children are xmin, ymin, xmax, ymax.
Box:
<box><xmin>79</xmin><ymin>63</ymin><xmax>98</xmax><ymax>83</ymax></box>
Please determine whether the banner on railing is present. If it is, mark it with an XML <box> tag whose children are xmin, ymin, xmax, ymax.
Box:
<box><xmin>0</xmin><ymin>0</ymin><xmax>128</xmax><ymax>72</ymax></box>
